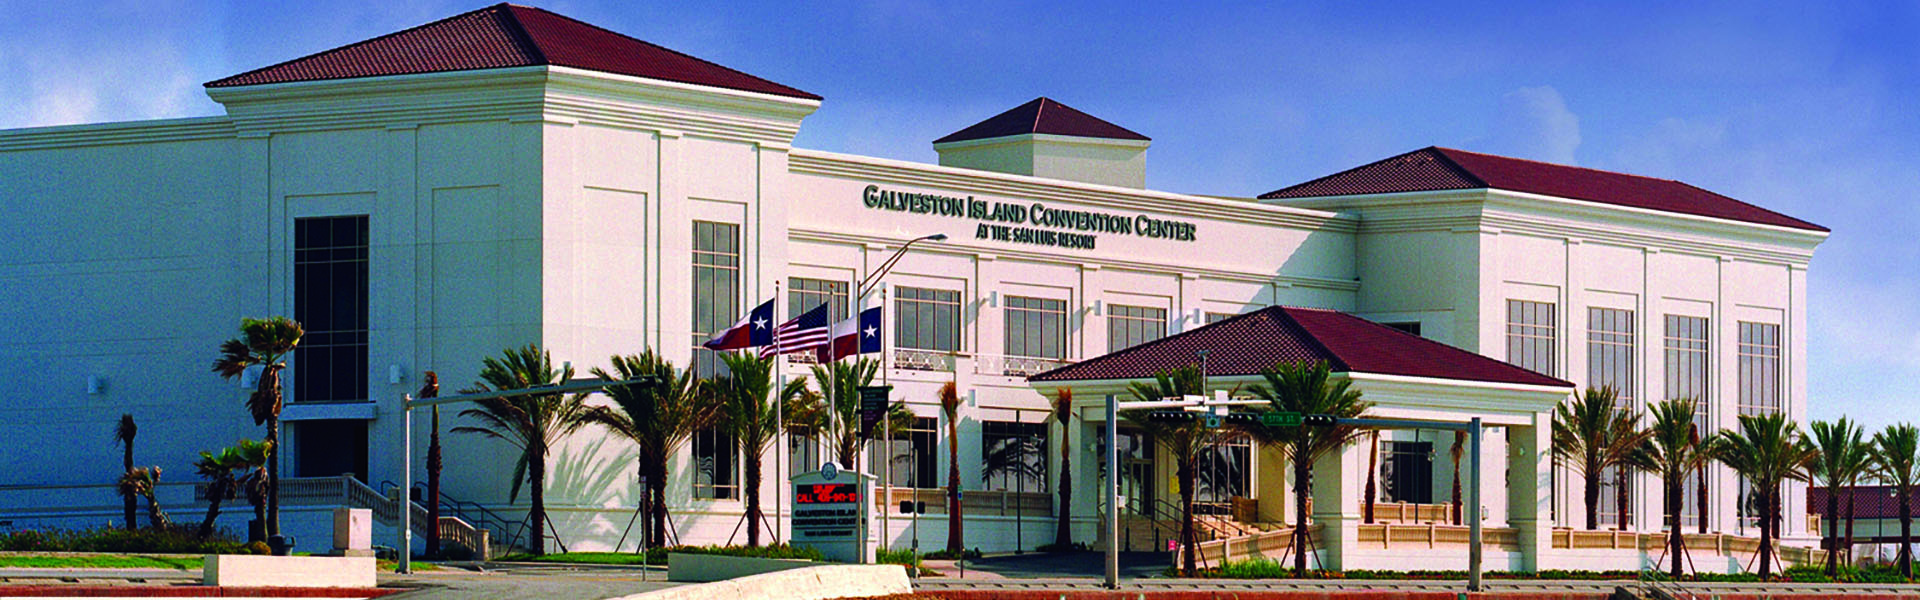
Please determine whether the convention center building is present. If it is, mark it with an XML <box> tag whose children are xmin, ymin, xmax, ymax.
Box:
<box><xmin>0</xmin><ymin>4</ymin><xmax>1828</xmax><ymax>572</ymax></box>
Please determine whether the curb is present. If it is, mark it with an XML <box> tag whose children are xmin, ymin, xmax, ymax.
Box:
<box><xmin>0</xmin><ymin>585</ymin><xmax>407</xmax><ymax>597</ymax></box>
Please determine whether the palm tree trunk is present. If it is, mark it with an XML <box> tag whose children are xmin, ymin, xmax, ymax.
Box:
<box><xmin>650</xmin><ymin>460</ymin><xmax>669</xmax><ymax>549</ymax></box>
<box><xmin>1759</xmin><ymin>487</ymin><xmax>1774</xmax><ymax>578</ymax></box>
<box><xmin>1668</xmin><ymin>479</ymin><xmax>1683</xmax><ymax>579</ymax></box>
<box><xmin>123</xmin><ymin>441</ymin><xmax>137</xmax><ymax>531</ymax></box>
<box><xmin>1845</xmin><ymin>485</ymin><xmax>1857</xmax><ymax>567</ymax></box>
<box><xmin>529</xmin><ymin>443</ymin><xmax>547</xmax><ymax>556</ymax></box>
<box><xmin>1363</xmin><ymin>432</ymin><xmax>1378</xmax><ymax>524</ymax></box>
<box><xmin>1292</xmin><ymin>447</ymin><xmax>1311</xmax><ymax>577</ymax></box>
<box><xmin>1826</xmin><ymin>488</ymin><xmax>1840</xmax><ymax>576</ymax></box>
<box><xmin>1452</xmin><ymin>432</ymin><xmax>1464</xmax><ymax>526</ymax></box>
<box><xmin>1615</xmin><ymin>468</ymin><xmax>1630</xmax><ymax>531</ymax></box>
<box><xmin>1585</xmin><ymin>471</ymin><xmax>1600</xmax><ymax>530</ymax></box>
<box><xmin>199</xmin><ymin>480</ymin><xmax>228</xmax><ymax>540</ymax></box>
<box><xmin>1055</xmin><ymin>428</ymin><xmax>1072</xmax><ymax>548</ymax></box>
<box><xmin>946</xmin><ymin>419</ymin><xmax>963</xmax><ymax>554</ymax></box>
<box><xmin>266</xmin><ymin>417</ymin><xmax>280</xmax><ymax>539</ymax></box>
<box><xmin>1697</xmin><ymin>463</ymin><xmax>1709</xmax><ymax>534</ymax></box>
<box><xmin>1178</xmin><ymin>458</ymin><xmax>1197</xmax><ymax>577</ymax></box>
<box><xmin>1902</xmin><ymin>485</ymin><xmax>1913</xmax><ymax>580</ymax></box>
<box><xmin>745</xmin><ymin>452</ymin><xmax>763</xmax><ymax>547</ymax></box>
<box><xmin>427</xmin><ymin>406</ymin><xmax>442</xmax><ymax>558</ymax></box>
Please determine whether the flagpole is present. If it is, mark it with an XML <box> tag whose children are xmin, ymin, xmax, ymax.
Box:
<box><xmin>773</xmin><ymin>280</ymin><xmax>784</xmax><ymax>545</ymax></box>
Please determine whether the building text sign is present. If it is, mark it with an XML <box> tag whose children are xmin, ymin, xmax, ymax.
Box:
<box><xmin>861</xmin><ymin>184</ymin><xmax>1196</xmax><ymax>251</ymax></box>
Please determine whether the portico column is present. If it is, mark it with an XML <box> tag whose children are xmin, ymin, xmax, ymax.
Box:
<box><xmin>1507</xmin><ymin>414</ymin><xmax>1552</xmax><ymax>572</ymax></box>
<box><xmin>1310</xmin><ymin>441</ymin><xmax>1361</xmax><ymax>570</ymax></box>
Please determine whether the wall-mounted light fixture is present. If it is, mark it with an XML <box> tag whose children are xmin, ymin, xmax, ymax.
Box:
<box><xmin>239</xmin><ymin>364</ymin><xmax>263</xmax><ymax>391</ymax></box>
<box><xmin>388</xmin><ymin>364</ymin><xmax>406</xmax><ymax>385</ymax></box>
<box><xmin>87</xmin><ymin>375</ymin><xmax>107</xmax><ymax>395</ymax></box>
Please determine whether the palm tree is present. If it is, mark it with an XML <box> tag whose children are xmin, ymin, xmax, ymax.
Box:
<box><xmin>802</xmin><ymin>358</ymin><xmax>912</xmax><ymax>469</ymax></box>
<box><xmin>711</xmin><ymin>352</ymin><xmax>796</xmax><ymax>547</ymax></box>
<box><xmin>1245</xmin><ymin>360</ymin><xmax>1372</xmax><ymax>577</ymax></box>
<box><xmin>940</xmin><ymin>380</ymin><xmax>965</xmax><ymax>555</ymax></box>
<box><xmin>194</xmin><ymin>440</ymin><xmax>270</xmax><ymax>540</ymax></box>
<box><xmin>1551</xmin><ymin>387</ymin><xmax>1652</xmax><ymax>530</ymax></box>
<box><xmin>211</xmin><ymin>316</ymin><xmax>302</xmax><ymax>540</ymax></box>
<box><xmin>1809</xmin><ymin>418</ymin><xmax>1873</xmax><ymax>576</ymax></box>
<box><xmin>1712</xmin><ymin>412</ymin><xmax>1817</xmax><ymax>578</ymax></box>
<box><xmin>114</xmin><ymin>414</ymin><xmax>137</xmax><ymax>531</ymax></box>
<box><xmin>117</xmin><ymin>466</ymin><xmax>170</xmax><ymax>530</ymax></box>
<box><xmin>1873</xmin><ymin>424</ymin><xmax>1919</xmax><ymax>580</ymax></box>
<box><xmin>584</xmin><ymin>350</ymin><xmax>716</xmax><ymax>551</ymax></box>
<box><xmin>1050</xmin><ymin>387</ymin><xmax>1075</xmax><ymax>548</ymax></box>
<box><xmin>451</xmin><ymin>344</ymin><xmax>595</xmax><ymax>556</ymax></box>
<box><xmin>1843</xmin><ymin>431</ymin><xmax>1877</xmax><ymax>569</ymax></box>
<box><xmin>1119</xmin><ymin>365</ymin><xmax>1214</xmax><ymax>577</ymax></box>
<box><xmin>1635</xmin><ymin>399</ymin><xmax>1712</xmax><ymax>578</ymax></box>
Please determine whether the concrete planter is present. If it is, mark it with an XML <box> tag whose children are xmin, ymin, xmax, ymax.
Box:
<box><xmin>665</xmin><ymin>553</ymin><xmax>814</xmax><ymax>583</ymax></box>
<box><xmin>203</xmin><ymin>554</ymin><xmax>376</xmax><ymax>588</ymax></box>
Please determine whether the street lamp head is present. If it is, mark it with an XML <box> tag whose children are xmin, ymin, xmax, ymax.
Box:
<box><xmin>926</xmin><ymin>233</ymin><xmax>948</xmax><ymax>241</ymax></box>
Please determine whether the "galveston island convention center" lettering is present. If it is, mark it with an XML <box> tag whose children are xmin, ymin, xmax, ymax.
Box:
<box><xmin>861</xmin><ymin>184</ymin><xmax>1196</xmax><ymax>250</ymax></box>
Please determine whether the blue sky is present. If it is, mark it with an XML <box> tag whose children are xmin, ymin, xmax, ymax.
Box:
<box><xmin>3</xmin><ymin>1</ymin><xmax>1915</xmax><ymax>429</ymax></box>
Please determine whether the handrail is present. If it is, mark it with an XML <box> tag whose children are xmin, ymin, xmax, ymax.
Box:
<box><xmin>381</xmin><ymin>480</ymin><xmax>527</xmax><ymax>554</ymax></box>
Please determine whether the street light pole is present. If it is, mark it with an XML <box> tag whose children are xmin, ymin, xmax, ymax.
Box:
<box><xmin>855</xmin><ymin>233</ymin><xmax>948</xmax><ymax>300</ymax></box>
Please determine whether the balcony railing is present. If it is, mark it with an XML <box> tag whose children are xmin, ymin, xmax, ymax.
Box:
<box><xmin>891</xmin><ymin>348</ymin><xmax>955</xmax><ymax>372</ymax></box>
<box><xmin>972</xmin><ymin>353</ymin><xmax>1071</xmax><ymax>378</ymax></box>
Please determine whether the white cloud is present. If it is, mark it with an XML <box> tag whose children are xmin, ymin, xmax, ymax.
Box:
<box><xmin>1484</xmin><ymin>85</ymin><xmax>1582</xmax><ymax>164</ymax></box>
<box><xmin>0</xmin><ymin>4</ymin><xmax>211</xmax><ymax>129</ymax></box>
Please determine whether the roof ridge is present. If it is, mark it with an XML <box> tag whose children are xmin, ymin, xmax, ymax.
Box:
<box><xmin>1257</xmin><ymin>147</ymin><xmax>1483</xmax><ymax>199</ymax></box>
<box><xmin>498</xmin><ymin>4</ymin><xmax>547</xmax><ymax>65</ymax></box>
<box><xmin>1272</xmin><ymin>307</ymin><xmax>1350</xmax><ymax>372</ymax></box>
<box><xmin>207</xmin><ymin>4</ymin><xmax>512</xmax><ymax>88</ymax></box>
<box><xmin>505</xmin><ymin>4</ymin><xmax>815</xmax><ymax>99</ymax></box>
<box><xmin>1435</xmin><ymin>146</ymin><xmax>1683</xmax><ymax>184</ymax></box>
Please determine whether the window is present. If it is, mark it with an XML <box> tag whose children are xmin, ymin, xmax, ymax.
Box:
<box><xmin>692</xmin><ymin>428</ymin><xmax>736</xmax><ymax>499</ymax></box>
<box><xmin>789</xmin><ymin>277</ymin><xmax>848</xmax><ymax>322</ymax></box>
<box><xmin>692</xmin><ymin>221</ymin><xmax>740</xmax><ymax>378</ymax></box>
<box><xmin>789</xmin><ymin>433</ymin><xmax>819</xmax><ymax>476</ymax></box>
<box><xmin>1383</xmin><ymin>322</ymin><xmax>1422</xmax><ymax>336</ymax></box>
<box><xmin>1098</xmin><ymin>430</ymin><xmax>1155</xmax><ymax>517</ymax></box>
<box><xmin>1205</xmin><ymin>312</ymin><xmax>1237</xmax><ymax>325</ymax></box>
<box><xmin>1738</xmin><ymin>322</ymin><xmax>1782</xmax><ymax>416</ymax></box>
<box><xmin>1004</xmin><ymin>296</ymin><xmax>1067</xmax><ymax>359</ymax></box>
<box><xmin>1381</xmin><ymin>441</ymin><xmax>1434</xmax><ymax>504</ymax></box>
<box><xmin>292</xmin><ymin>419</ymin><xmax>368</xmax><ymax>479</ymax></box>
<box><xmin>1196</xmin><ymin>435</ymin><xmax>1251</xmax><ymax>512</ymax></box>
<box><xmin>1664</xmin><ymin>315</ymin><xmax>1710</xmax><ymax>528</ymax></box>
<box><xmin>982</xmin><ymin>421</ymin><xmax>1047</xmax><ymax>493</ymax></box>
<box><xmin>871</xmin><ymin>417</ymin><xmax>938</xmax><ymax>488</ymax></box>
<box><xmin>1588</xmin><ymin>307</ymin><xmax>1636</xmax><ymax>527</ymax></box>
<box><xmin>1506</xmin><ymin>300</ymin><xmax>1556</xmax><ymax>376</ymax></box>
<box><xmin>294</xmin><ymin>216</ymin><xmax>369</xmax><ymax>403</ymax></box>
<box><xmin>895</xmin><ymin>287</ymin><xmax>961</xmax><ymax>352</ymax></box>
<box><xmin>1107</xmin><ymin>304</ymin><xmax>1166</xmax><ymax>352</ymax></box>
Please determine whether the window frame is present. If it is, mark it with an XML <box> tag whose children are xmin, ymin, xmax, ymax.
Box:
<box><xmin>1107</xmin><ymin>304</ymin><xmax>1167</xmax><ymax>353</ymax></box>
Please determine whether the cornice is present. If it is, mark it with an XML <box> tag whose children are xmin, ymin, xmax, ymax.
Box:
<box><xmin>205</xmin><ymin>66</ymin><xmax>811</xmax><ymax>144</ymax></box>
<box><xmin>932</xmin><ymin>132</ymin><xmax>1151</xmax><ymax>152</ymax></box>
<box><xmin>0</xmin><ymin>116</ymin><xmax>237</xmax><ymax>152</ymax></box>
<box><xmin>790</xmin><ymin>149</ymin><xmax>1355</xmax><ymax>234</ymax></box>
<box><xmin>788</xmin><ymin>229</ymin><xmax>1361</xmax><ymax>292</ymax></box>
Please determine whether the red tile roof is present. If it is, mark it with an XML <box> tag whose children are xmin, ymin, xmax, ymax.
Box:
<box><xmin>1809</xmin><ymin>485</ymin><xmax>1913</xmax><ymax>520</ymax></box>
<box><xmin>934</xmin><ymin>97</ymin><xmax>1149</xmax><ymax>144</ymax></box>
<box><xmin>1259</xmin><ymin>147</ymin><xmax>1826</xmax><ymax>232</ymax></box>
<box><xmin>1028</xmin><ymin>306</ymin><xmax>1572</xmax><ymax>388</ymax></box>
<box><xmin>206</xmin><ymin>4</ymin><xmax>819</xmax><ymax>100</ymax></box>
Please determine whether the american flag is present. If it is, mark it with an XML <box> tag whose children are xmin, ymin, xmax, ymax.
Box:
<box><xmin>759</xmin><ymin>303</ymin><xmax>832</xmax><ymax>358</ymax></box>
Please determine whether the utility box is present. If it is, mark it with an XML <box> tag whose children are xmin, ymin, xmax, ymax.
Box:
<box><xmin>332</xmin><ymin>508</ymin><xmax>373</xmax><ymax>557</ymax></box>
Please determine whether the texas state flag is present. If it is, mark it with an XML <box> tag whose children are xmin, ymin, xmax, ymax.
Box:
<box><xmin>815</xmin><ymin>306</ymin><xmax>882</xmax><ymax>362</ymax></box>
<box><xmin>702</xmin><ymin>298</ymin><xmax>776</xmax><ymax>351</ymax></box>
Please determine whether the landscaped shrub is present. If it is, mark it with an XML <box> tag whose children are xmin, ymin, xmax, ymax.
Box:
<box><xmin>499</xmin><ymin>544</ymin><xmax>826</xmax><ymax>565</ymax></box>
<box><xmin>1184</xmin><ymin>560</ymin><xmax>1909</xmax><ymax>583</ymax></box>
<box><xmin>921</xmin><ymin>548</ymin><xmax>981</xmax><ymax>560</ymax></box>
<box><xmin>0</xmin><ymin>526</ymin><xmax>247</xmax><ymax>554</ymax></box>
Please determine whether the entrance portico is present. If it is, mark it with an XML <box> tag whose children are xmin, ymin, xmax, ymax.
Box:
<box><xmin>1028</xmin><ymin>305</ymin><xmax>1574</xmax><ymax>571</ymax></box>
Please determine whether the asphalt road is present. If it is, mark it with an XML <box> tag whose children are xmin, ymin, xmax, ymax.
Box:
<box><xmin>381</xmin><ymin>564</ymin><xmax>681</xmax><ymax>600</ymax></box>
